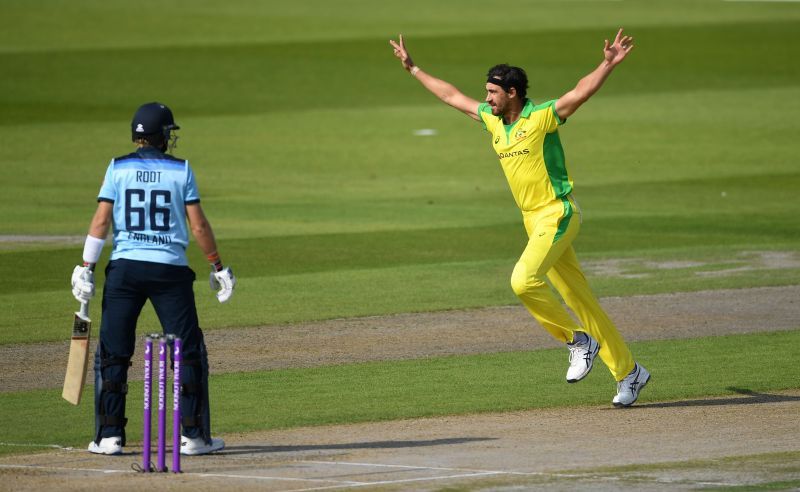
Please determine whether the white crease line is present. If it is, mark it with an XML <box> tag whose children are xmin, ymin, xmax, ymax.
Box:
<box><xmin>0</xmin><ymin>464</ymin><xmax>131</xmax><ymax>475</ymax></box>
<box><xmin>0</xmin><ymin>463</ymin><xmax>364</xmax><ymax>485</ymax></box>
<box><xmin>0</xmin><ymin>463</ymin><xmax>503</xmax><ymax>490</ymax></box>
<box><xmin>302</xmin><ymin>459</ymin><xmax>549</xmax><ymax>476</ymax></box>
<box><xmin>299</xmin><ymin>461</ymin><xmax>744</xmax><ymax>487</ymax></box>
<box><xmin>303</xmin><ymin>459</ymin><xmax>474</xmax><ymax>471</ymax></box>
<box><xmin>345</xmin><ymin>471</ymin><xmax>503</xmax><ymax>486</ymax></box>
<box><xmin>197</xmin><ymin>472</ymin><xmax>365</xmax><ymax>485</ymax></box>
<box><xmin>0</xmin><ymin>442</ymin><xmax>74</xmax><ymax>450</ymax></box>
<box><xmin>0</xmin><ymin>460</ymin><xmax>745</xmax><ymax>488</ymax></box>
<box><xmin>288</xmin><ymin>471</ymin><xmax>503</xmax><ymax>492</ymax></box>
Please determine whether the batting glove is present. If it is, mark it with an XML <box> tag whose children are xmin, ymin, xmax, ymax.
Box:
<box><xmin>209</xmin><ymin>267</ymin><xmax>236</xmax><ymax>303</ymax></box>
<box><xmin>71</xmin><ymin>265</ymin><xmax>95</xmax><ymax>303</ymax></box>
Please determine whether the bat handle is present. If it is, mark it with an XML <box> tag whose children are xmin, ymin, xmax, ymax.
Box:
<box><xmin>79</xmin><ymin>300</ymin><xmax>90</xmax><ymax>318</ymax></box>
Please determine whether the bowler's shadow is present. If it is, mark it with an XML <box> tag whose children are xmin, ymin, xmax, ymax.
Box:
<box><xmin>221</xmin><ymin>436</ymin><xmax>496</xmax><ymax>456</ymax></box>
<box><xmin>631</xmin><ymin>387</ymin><xmax>800</xmax><ymax>409</ymax></box>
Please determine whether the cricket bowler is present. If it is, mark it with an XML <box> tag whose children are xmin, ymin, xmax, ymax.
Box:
<box><xmin>389</xmin><ymin>29</ymin><xmax>650</xmax><ymax>406</ymax></box>
<box><xmin>71</xmin><ymin>102</ymin><xmax>236</xmax><ymax>454</ymax></box>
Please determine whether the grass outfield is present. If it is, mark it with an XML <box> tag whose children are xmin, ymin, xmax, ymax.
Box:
<box><xmin>1</xmin><ymin>330</ymin><xmax>798</xmax><ymax>455</ymax></box>
<box><xmin>0</xmin><ymin>0</ymin><xmax>799</xmax><ymax>458</ymax></box>
<box><xmin>2</xmin><ymin>47</ymin><xmax>800</xmax><ymax>340</ymax></box>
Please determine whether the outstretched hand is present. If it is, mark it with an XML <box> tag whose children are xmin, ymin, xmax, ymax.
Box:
<box><xmin>603</xmin><ymin>28</ymin><xmax>634</xmax><ymax>66</ymax></box>
<box><xmin>389</xmin><ymin>34</ymin><xmax>415</xmax><ymax>71</ymax></box>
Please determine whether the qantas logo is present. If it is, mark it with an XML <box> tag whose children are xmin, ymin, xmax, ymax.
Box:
<box><xmin>497</xmin><ymin>149</ymin><xmax>530</xmax><ymax>159</ymax></box>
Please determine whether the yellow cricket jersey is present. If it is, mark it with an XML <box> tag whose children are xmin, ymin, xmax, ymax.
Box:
<box><xmin>478</xmin><ymin>99</ymin><xmax>572</xmax><ymax>212</ymax></box>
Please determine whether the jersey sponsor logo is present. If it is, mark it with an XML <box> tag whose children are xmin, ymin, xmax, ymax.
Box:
<box><xmin>497</xmin><ymin>149</ymin><xmax>530</xmax><ymax>159</ymax></box>
<box><xmin>494</xmin><ymin>136</ymin><xmax>500</xmax><ymax>144</ymax></box>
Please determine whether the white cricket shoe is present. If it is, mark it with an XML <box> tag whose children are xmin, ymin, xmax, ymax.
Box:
<box><xmin>566</xmin><ymin>332</ymin><xmax>600</xmax><ymax>383</ymax></box>
<box><xmin>180</xmin><ymin>436</ymin><xmax>225</xmax><ymax>455</ymax></box>
<box><xmin>613</xmin><ymin>363</ymin><xmax>651</xmax><ymax>407</ymax></box>
<box><xmin>87</xmin><ymin>436</ymin><xmax>122</xmax><ymax>455</ymax></box>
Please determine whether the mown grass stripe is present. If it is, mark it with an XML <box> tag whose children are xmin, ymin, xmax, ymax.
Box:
<box><xmin>2</xmin><ymin>21</ymin><xmax>798</xmax><ymax>125</ymax></box>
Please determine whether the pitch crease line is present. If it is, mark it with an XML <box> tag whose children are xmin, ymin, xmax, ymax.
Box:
<box><xmin>301</xmin><ymin>459</ymin><xmax>549</xmax><ymax>476</ymax></box>
<box><xmin>0</xmin><ymin>463</ymin><xmax>132</xmax><ymax>475</ymax></box>
<box><xmin>0</xmin><ymin>463</ymin><xmax>366</xmax><ymax>485</ymax></box>
<box><xmin>289</xmin><ymin>471</ymin><xmax>504</xmax><ymax>492</ymax></box>
<box><xmin>0</xmin><ymin>442</ymin><xmax>74</xmax><ymax>450</ymax></box>
<box><xmin>197</xmin><ymin>472</ymin><xmax>366</xmax><ymax>485</ymax></box>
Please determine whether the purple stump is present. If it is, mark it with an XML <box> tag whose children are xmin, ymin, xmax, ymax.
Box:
<box><xmin>172</xmin><ymin>337</ymin><xmax>182</xmax><ymax>473</ymax></box>
<box><xmin>142</xmin><ymin>336</ymin><xmax>153</xmax><ymax>472</ymax></box>
<box><xmin>157</xmin><ymin>336</ymin><xmax>167</xmax><ymax>472</ymax></box>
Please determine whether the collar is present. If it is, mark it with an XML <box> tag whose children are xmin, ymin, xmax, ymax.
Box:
<box><xmin>502</xmin><ymin>99</ymin><xmax>534</xmax><ymax>126</ymax></box>
<box><xmin>519</xmin><ymin>99</ymin><xmax>534</xmax><ymax>118</ymax></box>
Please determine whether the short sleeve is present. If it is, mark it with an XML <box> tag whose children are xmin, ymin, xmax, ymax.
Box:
<box><xmin>184</xmin><ymin>161</ymin><xmax>200</xmax><ymax>204</ymax></box>
<box><xmin>97</xmin><ymin>160</ymin><xmax>116</xmax><ymax>203</ymax></box>
<box><xmin>531</xmin><ymin>100</ymin><xmax>564</xmax><ymax>133</ymax></box>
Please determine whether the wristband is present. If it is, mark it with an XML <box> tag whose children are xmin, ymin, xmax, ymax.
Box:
<box><xmin>410</xmin><ymin>66</ymin><xmax>420</xmax><ymax>77</ymax></box>
<box><xmin>207</xmin><ymin>251</ymin><xmax>224</xmax><ymax>272</ymax></box>
<box><xmin>82</xmin><ymin>235</ymin><xmax>105</xmax><ymax>264</ymax></box>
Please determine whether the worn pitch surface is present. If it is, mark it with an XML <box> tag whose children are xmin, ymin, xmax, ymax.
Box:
<box><xmin>2</xmin><ymin>286</ymin><xmax>799</xmax><ymax>491</ymax></box>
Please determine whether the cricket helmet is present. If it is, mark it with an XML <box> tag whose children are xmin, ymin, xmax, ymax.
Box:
<box><xmin>131</xmin><ymin>102</ymin><xmax>180</xmax><ymax>139</ymax></box>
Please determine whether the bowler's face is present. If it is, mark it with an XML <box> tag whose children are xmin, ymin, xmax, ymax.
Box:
<box><xmin>485</xmin><ymin>83</ymin><xmax>509</xmax><ymax>116</ymax></box>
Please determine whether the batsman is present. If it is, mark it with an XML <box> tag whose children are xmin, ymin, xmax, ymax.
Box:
<box><xmin>71</xmin><ymin>102</ymin><xmax>236</xmax><ymax>455</ymax></box>
<box><xmin>389</xmin><ymin>29</ymin><xmax>650</xmax><ymax>406</ymax></box>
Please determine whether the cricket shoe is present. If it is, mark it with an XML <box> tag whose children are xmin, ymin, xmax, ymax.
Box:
<box><xmin>87</xmin><ymin>436</ymin><xmax>122</xmax><ymax>455</ymax></box>
<box><xmin>180</xmin><ymin>436</ymin><xmax>225</xmax><ymax>455</ymax></box>
<box><xmin>613</xmin><ymin>363</ymin><xmax>651</xmax><ymax>407</ymax></box>
<box><xmin>566</xmin><ymin>332</ymin><xmax>600</xmax><ymax>383</ymax></box>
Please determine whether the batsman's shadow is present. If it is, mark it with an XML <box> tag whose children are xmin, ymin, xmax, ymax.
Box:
<box><xmin>220</xmin><ymin>436</ymin><xmax>496</xmax><ymax>456</ymax></box>
<box><xmin>631</xmin><ymin>387</ymin><xmax>800</xmax><ymax>409</ymax></box>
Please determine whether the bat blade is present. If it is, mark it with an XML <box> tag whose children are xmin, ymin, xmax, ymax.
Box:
<box><xmin>62</xmin><ymin>302</ymin><xmax>92</xmax><ymax>405</ymax></box>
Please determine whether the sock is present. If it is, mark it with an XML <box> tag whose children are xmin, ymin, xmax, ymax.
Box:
<box><xmin>568</xmin><ymin>331</ymin><xmax>587</xmax><ymax>345</ymax></box>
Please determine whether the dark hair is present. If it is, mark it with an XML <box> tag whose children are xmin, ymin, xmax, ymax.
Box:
<box><xmin>486</xmin><ymin>64</ymin><xmax>529</xmax><ymax>99</ymax></box>
<box><xmin>134</xmin><ymin>133</ymin><xmax>167</xmax><ymax>149</ymax></box>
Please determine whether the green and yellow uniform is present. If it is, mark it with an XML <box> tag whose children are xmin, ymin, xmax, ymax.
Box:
<box><xmin>478</xmin><ymin>99</ymin><xmax>634</xmax><ymax>381</ymax></box>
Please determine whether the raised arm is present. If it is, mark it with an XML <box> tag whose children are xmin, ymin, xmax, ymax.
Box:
<box><xmin>389</xmin><ymin>34</ymin><xmax>481</xmax><ymax>121</ymax></box>
<box><xmin>555</xmin><ymin>28</ymin><xmax>634</xmax><ymax>120</ymax></box>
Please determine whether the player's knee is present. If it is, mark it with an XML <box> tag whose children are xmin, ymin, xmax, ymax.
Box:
<box><xmin>100</xmin><ymin>355</ymin><xmax>131</xmax><ymax>382</ymax></box>
<box><xmin>510</xmin><ymin>270</ymin><xmax>526</xmax><ymax>296</ymax></box>
<box><xmin>511</xmin><ymin>262</ymin><xmax>544</xmax><ymax>296</ymax></box>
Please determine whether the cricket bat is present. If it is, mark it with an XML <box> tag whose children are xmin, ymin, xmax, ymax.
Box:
<box><xmin>62</xmin><ymin>300</ymin><xmax>92</xmax><ymax>405</ymax></box>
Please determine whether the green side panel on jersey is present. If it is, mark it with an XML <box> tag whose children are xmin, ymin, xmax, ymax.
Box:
<box><xmin>477</xmin><ymin>102</ymin><xmax>491</xmax><ymax>131</ymax></box>
<box><xmin>543</xmin><ymin>131</ymin><xmax>571</xmax><ymax>197</ymax></box>
<box><xmin>554</xmin><ymin>197</ymin><xmax>573</xmax><ymax>243</ymax></box>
